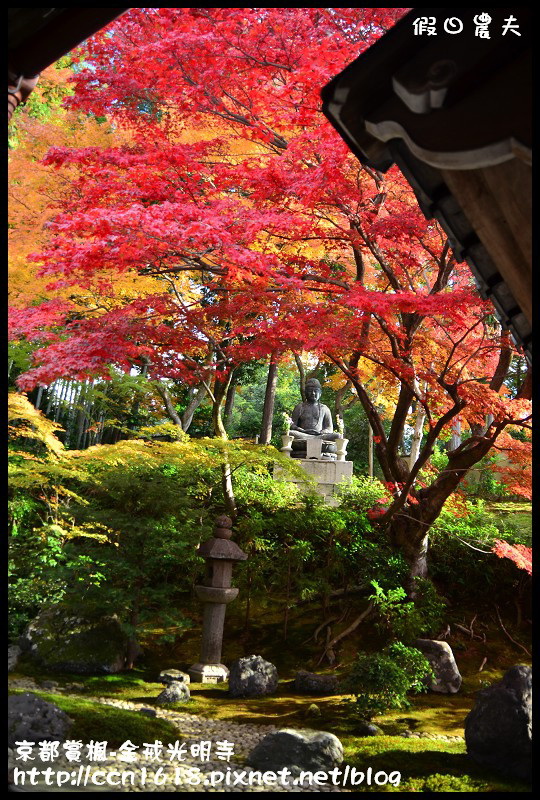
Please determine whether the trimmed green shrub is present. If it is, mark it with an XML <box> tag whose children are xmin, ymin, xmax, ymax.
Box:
<box><xmin>344</xmin><ymin>643</ymin><xmax>432</xmax><ymax>720</ymax></box>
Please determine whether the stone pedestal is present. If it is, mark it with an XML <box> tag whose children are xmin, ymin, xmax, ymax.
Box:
<box><xmin>189</xmin><ymin>663</ymin><xmax>230</xmax><ymax>683</ymax></box>
<box><xmin>274</xmin><ymin>458</ymin><xmax>353</xmax><ymax>505</ymax></box>
<box><xmin>306</xmin><ymin>439</ymin><xmax>323</xmax><ymax>459</ymax></box>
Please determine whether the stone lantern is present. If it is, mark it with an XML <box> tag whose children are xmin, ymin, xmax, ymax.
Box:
<box><xmin>188</xmin><ymin>515</ymin><xmax>247</xmax><ymax>684</ymax></box>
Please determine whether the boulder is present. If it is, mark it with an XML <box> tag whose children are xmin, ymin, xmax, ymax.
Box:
<box><xmin>8</xmin><ymin>692</ymin><xmax>73</xmax><ymax>748</ymax></box>
<box><xmin>156</xmin><ymin>681</ymin><xmax>191</xmax><ymax>705</ymax></box>
<box><xmin>246</xmin><ymin>729</ymin><xmax>343</xmax><ymax>776</ymax></box>
<box><xmin>229</xmin><ymin>655</ymin><xmax>278</xmax><ymax>698</ymax></box>
<box><xmin>159</xmin><ymin>668</ymin><xmax>190</xmax><ymax>685</ymax></box>
<box><xmin>414</xmin><ymin>638</ymin><xmax>462</xmax><ymax>693</ymax></box>
<box><xmin>465</xmin><ymin>665</ymin><xmax>532</xmax><ymax>782</ymax></box>
<box><xmin>19</xmin><ymin>607</ymin><xmax>135</xmax><ymax>674</ymax></box>
<box><xmin>293</xmin><ymin>670</ymin><xmax>339</xmax><ymax>695</ymax></box>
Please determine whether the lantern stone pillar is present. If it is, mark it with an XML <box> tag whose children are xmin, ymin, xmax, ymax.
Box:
<box><xmin>189</xmin><ymin>515</ymin><xmax>247</xmax><ymax>684</ymax></box>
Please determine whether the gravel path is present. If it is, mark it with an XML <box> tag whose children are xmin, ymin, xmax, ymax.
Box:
<box><xmin>9</xmin><ymin>678</ymin><xmax>465</xmax><ymax>792</ymax></box>
<box><xmin>9</xmin><ymin>682</ymin><xmax>350</xmax><ymax>792</ymax></box>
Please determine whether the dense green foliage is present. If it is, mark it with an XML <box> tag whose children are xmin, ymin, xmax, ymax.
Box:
<box><xmin>9</xmin><ymin>392</ymin><xmax>531</xmax><ymax>667</ymax></box>
<box><xmin>345</xmin><ymin>642</ymin><xmax>432</xmax><ymax>720</ymax></box>
<box><xmin>9</xmin><ymin>391</ymin><xmax>404</xmax><ymax>644</ymax></box>
<box><xmin>369</xmin><ymin>580</ymin><xmax>446</xmax><ymax>644</ymax></box>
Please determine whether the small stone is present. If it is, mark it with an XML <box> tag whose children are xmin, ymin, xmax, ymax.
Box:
<box><xmin>8</xmin><ymin>692</ymin><xmax>73</xmax><ymax>747</ymax></box>
<box><xmin>159</xmin><ymin>668</ymin><xmax>190</xmax><ymax>685</ymax></box>
<box><xmin>139</xmin><ymin>707</ymin><xmax>157</xmax><ymax>717</ymax></box>
<box><xmin>8</xmin><ymin>645</ymin><xmax>21</xmax><ymax>672</ymax></box>
<box><xmin>354</xmin><ymin>721</ymin><xmax>383</xmax><ymax>736</ymax></box>
<box><xmin>246</xmin><ymin>728</ymin><xmax>343</xmax><ymax>776</ymax></box>
<box><xmin>39</xmin><ymin>680</ymin><xmax>59</xmax><ymax>690</ymax></box>
<box><xmin>156</xmin><ymin>680</ymin><xmax>191</xmax><ymax>705</ymax></box>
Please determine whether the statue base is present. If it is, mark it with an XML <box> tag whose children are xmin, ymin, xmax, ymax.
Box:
<box><xmin>274</xmin><ymin>458</ymin><xmax>353</xmax><ymax>506</ymax></box>
<box><xmin>188</xmin><ymin>663</ymin><xmax>229</xmax><ymax>684</ymax></box>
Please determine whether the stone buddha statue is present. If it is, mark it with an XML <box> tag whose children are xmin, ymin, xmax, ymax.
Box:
<box><xmin>289</xmin><ymin>378</ymin><xmax>339</xmax><ymax>459</ymax></box>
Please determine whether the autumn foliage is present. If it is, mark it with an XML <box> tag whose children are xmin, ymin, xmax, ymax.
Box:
<box><xmin>492</xmin><ymin>540</ymin><xmax>532</xmax><ymax>576</ymax></box>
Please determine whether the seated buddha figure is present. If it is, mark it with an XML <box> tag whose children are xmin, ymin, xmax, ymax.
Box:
<box><xmin>289</xmin><ymin>378</ymin><xmax>339</xmax><ymax>458</ymax></box>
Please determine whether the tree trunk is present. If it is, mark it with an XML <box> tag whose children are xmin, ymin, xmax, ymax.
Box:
<box><xmin>45</xmin><ymin>381</ymin><xmax>57</xmax><ymax>416</ymax></box>
<box><xmin>391</xmin><ymin>523</ymin><xmax>429</xmax><ymax>594</ymax></box>
<box><xmin>181</xmin><ymin>384</ymin><xmax>206</xmax><ymax>431</ymax></box>
<box><xmin>259</xmin><ymin>355</ymin><xmax>278</xmax><ymax>444</ymax></box>
<box><xmin>409</xmin><ymin>405</ymin><xmax>425</xmax><ymax>470</ymax></box>
<box><xmin>293</xmin><ymin>353</ymin><xmax>306</xmax><ymax>401</ymax></box>
<box><xmin>125</xmin><ymin>609</ymin><xmax>140</xmax><ymax>670</ymax></box>
<box><xmin>447</xmin><ymin>419</ymin><xmax>461</xmax><ymax>452</ymax></box>
<box><xmin>54</xmin><ymin>380</ymin><xmax>68</xmax><ymax>423</ymax></box>
<box><xmin>389</xmin><ymin>429</ymin><xmax>499</xmax><ymax>590</ymax></box>
<box><xmin>34</xmin><ymin>386</ymin><xmax>44</xmax><ymax>410</ymax></box>
<box><xmin>223</xmin><ymin>370</ymin><xmax>238</xmax><ymax>431</ymax></box>
<box><xmin>211</xmin><ymin>374</ymin><xmax>237</xmax><ymax>520</ymax></box>
<box><xmin>409</xmin><ymin>380</ymin><xmax>428</xmax><ymax>469</ymax></box>
<box><xmin>368</xmin><ymin>423</ymin><xmax>374</xmax><ymax>477</ymax></box>
<box><xmin>154</xmin><ymin>382</ymin><xmax>183</xmax><ymax>427</ymax></box>
<box><xmin>75</xmin><ymin>382</ymin><xmax>89</xmax><ymax>450</ymax></box>
<box><xmin>334</xmin><ymin>379</ymin><xmax>353</xmax><ymax>435</ymax></box>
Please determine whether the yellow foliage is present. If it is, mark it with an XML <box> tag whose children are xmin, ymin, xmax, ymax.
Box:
<box><xmin>8</xmin><ymin>391</ymin><xmax>65</xmax><ymax>459</ymax></box>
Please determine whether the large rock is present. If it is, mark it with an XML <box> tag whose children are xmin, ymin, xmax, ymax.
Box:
<box><xmin>20</xmin><ymin>607</ymin><xmax>135</xmax><ymax>674</ymax></box>
<box><xmin>293</xmin><ymin>670</ymin><xmax>339</xmax><ymax>695</ymax></box>
<box><xmin>229</xmin><ymin>655</ymin><xmax>278</xmax><ymax>697</ymax></box>
<box><xmin>156</xmin><ymin>681</ymin><xmax>191</xmax><ymax>705</ymax></box>
<box><xmin>8</xmin><ymin>692</ymin><xmax>73</xmax><ymax>747</ymax></box>
<box><xmin>414</xmin><ymin>638</ymin><xmax>462</xmax><ymax>693</ymax></box>
<box><xmin>465</xmin><ymin>665</ymin><xmax>532</xmax><ymax>782</ymax></box>
<box><xmin>246</xmin><ymin>729</ymin><xmax>343</xmax><ymax>776</ymax></box>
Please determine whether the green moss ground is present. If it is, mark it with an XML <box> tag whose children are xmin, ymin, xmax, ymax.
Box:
<box><xmin>485</xmin><ymin>501</ymin><xmax>532</xmax><ymax>542</ymax></box>
<box><xmin>10</xmin><ymin>631</ymin><xmax>531</xmax><ymax>794</ymax></box>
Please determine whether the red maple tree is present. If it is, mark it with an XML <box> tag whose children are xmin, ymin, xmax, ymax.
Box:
<box><xmin>10</xmin><ymin>8</ymin><xmax>531</xmax><ymax>581</ymax></box>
